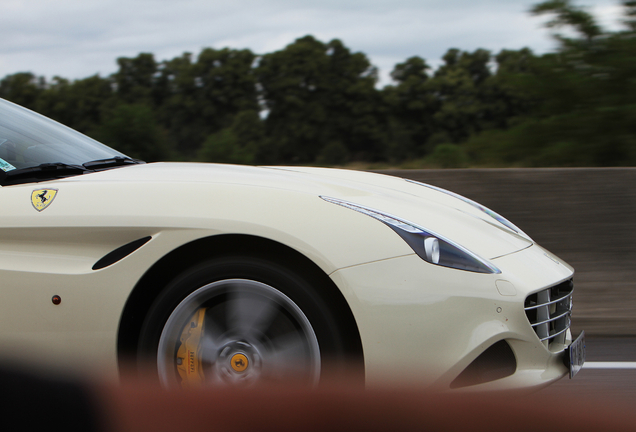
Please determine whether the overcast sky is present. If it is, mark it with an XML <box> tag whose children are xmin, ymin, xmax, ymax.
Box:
<box><xmin>0</xmin><ymin>0</ymin><xmax>625</xmax><ymax>86</ymax></box>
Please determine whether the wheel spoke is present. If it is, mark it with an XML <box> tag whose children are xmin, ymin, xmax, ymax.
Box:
<box><xmin>199</xmin><ymin>319</ymin><xmax>228</xmax><ymax>362</ymax></box>
<box><xmin>226</xmin><ymin>285</ymin><xmax>280</xmax><ymax>339</ymax></box>
<box><xmin>262</xmin><ymin>332</ymin><xmax>313</xmax><ymax>379</ymax></box>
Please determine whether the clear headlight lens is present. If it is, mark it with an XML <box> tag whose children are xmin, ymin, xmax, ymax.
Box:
<box><xmin>321</xmin><ymin>196</ymin><xmax>500</xmax><ymax>274</ymax></box>
<box><xmin>424</xmin><ymin>237</ymin><xmax>440</xmax><ymax>264</ymax></box>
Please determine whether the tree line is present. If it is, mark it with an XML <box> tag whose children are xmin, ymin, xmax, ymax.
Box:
<box><xmin>1</xmin><ymin>0</ymin><xmax>635</xmax><ymax>167</ymax></box>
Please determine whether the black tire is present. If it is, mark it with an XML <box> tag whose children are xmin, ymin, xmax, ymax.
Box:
<box><xmin>138</xmin><ymin>256</ymin><xmax>351</xmax><ymax>387</ymax></box>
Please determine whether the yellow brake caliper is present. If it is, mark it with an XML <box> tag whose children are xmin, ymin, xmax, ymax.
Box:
<box><xmin>176</xmin><ymin>307</ymin><xmax>208</xmax><ymax>387</ymax></box>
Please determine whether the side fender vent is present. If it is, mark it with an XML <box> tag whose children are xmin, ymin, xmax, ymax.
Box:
<box><xmin>450</xmin><ymin>340</ymin><xmax>517</xmax><ymax>389</ymax></box>
<box><xmin>92</xmin><ymin>236</ymin><xmax>152</xmax><ymax>270</ymax></box>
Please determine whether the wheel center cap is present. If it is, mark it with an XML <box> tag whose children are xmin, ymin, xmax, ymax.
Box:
<box><xmin>230</xmin><ymin>353</ymin><xmax>249</xmax><ymax>372</ymax></box>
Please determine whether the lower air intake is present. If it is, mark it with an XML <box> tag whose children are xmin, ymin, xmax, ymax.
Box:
<box><xmin>450</xmin><ymin>340</ymin><xmax>517</xmax><ymax>388</ymax></box>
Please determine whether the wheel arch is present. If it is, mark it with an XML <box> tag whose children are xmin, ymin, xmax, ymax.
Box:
<box><xmin>117</xmin><ymin>234</ymin><xmax>364</xmax><ymax>373</ymax></box>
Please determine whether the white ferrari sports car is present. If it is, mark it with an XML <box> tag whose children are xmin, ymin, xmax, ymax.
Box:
<box><xmin>0</xmin><ymin>98</ymin><xmax>584</xmax><ymax>391</ymax></box>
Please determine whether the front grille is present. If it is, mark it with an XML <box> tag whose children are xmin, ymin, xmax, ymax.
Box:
<box><xmin>524</xmin><ymin>279</ymin><xmax>573</xmax><ymax>348</ymax></box>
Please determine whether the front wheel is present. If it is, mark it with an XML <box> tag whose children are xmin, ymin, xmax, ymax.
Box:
<box><xmin>138</xmin><ymin>257</ymin><xmax>349</xmax><ymax>387</ymax></box>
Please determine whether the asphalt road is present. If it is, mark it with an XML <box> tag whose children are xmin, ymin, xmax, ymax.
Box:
<box><xmin>539</xmin><ymin>337</ymin><xmax>636</xmax><ymax>400</ymax></box>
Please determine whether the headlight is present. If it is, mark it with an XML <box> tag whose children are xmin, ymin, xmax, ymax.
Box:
<box><xmin>320</xmin><ymin>196</ymin><xmax>500</xmax><ymax>274</ymax></box>
<box><xmin>406</xmin><ymin>179</ymin><xmax>530</xmax><ymax>239</ymax></box>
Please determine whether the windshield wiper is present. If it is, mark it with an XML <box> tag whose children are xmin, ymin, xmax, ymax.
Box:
<box><xmin>83</xmin><ymin>156</ymin><xmax>144</xmax><ymax>170</ymax></box>
<box><xmin>0</xmin><ymin>162</ymin><xmax>88</xmax><ymax>186</ymax></box>
<box><xmin>0</xmin><ymin>157</ymin><xmax>146</xmax><ymax>186</ymax></box>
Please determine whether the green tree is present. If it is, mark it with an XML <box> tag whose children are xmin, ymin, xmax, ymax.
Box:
<box><xmin>466</xmin><ymin>0</ymin><xmax>636</xmax><ymax>166</ymax></box>
<box><xmin>427</xmin><ymin>143</ymin><xmax>469</xmax><ymax>168</ymax></box>
<box><xmin>35</xmin><ymin>75</ymin><xmax>114</xmax><ymax>134</ymax></box>
<box><xmin>198</xmin><ymin>110</ymin><xmax>265</xmax><ymax>164</ymax></box>
<box><xmin>155</xmin><ymin>48</ymin><xmax>259</xmax><ymax>156</ymax></box>
<box><xmin>94</xmin><ymin>103</ymin><xmax>170</xmax><ymax>161</ymax></box>
<box><xmin>486</xmin><ymin>48</ymin><xmax>538</xmax><ymax>127</ymax></box>
<box><xmin>114</xmin><ymin>53</ymin><xmax>158</xmax><ymax>104</ymax></box>
<box><xmin>383</xmin><ymin>56</ymin><xmax>439</xmax><ymax>160</ymax></box>
<box><xmin>530</xmin><ymin>0</ymin><xmax>602</xmax><ymax>40</ymax></box>
<box><xmin>0</xmin><ymin>72</ymin><xmax>45</xmax><ymax>110</ymax></box>
<box><xmin>257</xmin><ymin>36</ymin><xmax>386</xmax><ymax>163</ymax></box>
<box><xmin>427</xmin><ymin>48</ymin><xmax>498</xmax><ymax>142</ymax></box>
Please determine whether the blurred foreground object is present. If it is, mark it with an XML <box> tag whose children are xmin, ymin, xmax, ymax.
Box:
<box><xmin>103</xmin><ymin>382</ymin><xmax>634</xmax><ymax>432</ymax></box>
<box><xmin>5</xmin><ymin>366</ymin><xmax>633</xmax><ymax>432</ymax></box>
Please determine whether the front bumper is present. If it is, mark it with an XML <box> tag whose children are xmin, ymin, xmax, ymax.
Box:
<box><xmin>330</xmin><ymin>243</ymin><xmax>575</xmax><ymax>391</ymax></box>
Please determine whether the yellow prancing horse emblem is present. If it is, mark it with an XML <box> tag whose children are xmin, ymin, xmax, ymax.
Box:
<box><xmin>31</xmin><ymin>189</ymin><xmax>58</xmax><ymax>212</ymax></box>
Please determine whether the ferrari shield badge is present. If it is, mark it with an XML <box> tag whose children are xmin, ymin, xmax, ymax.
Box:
<box><xmin>31</xmin><ymin>189</ymin><xmax>58</xmax><ymax>212</ymax></box>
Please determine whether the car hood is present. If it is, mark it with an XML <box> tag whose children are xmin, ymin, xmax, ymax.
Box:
<box><xmin>65</xmin><ymin>162</ymin><xmax>533</xmax><ymax>260</ymax></box>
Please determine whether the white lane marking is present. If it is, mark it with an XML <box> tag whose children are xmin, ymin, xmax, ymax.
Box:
<box><xmin>583</xmin><ymin>362</ymin><xmax>636</xmax><ymax>369</ymax></box>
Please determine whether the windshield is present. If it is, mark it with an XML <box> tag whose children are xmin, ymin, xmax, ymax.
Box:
<box><xmin>0</xmin><ymin>98</ymin><xmax>128</xmax><ymax>174</ymax></box>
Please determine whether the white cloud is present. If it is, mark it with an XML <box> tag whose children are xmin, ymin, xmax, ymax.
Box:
<box><xmin>0</xmin><ymin>0</ymin><xmax>625</xmax><ymax>86</ymax></box>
